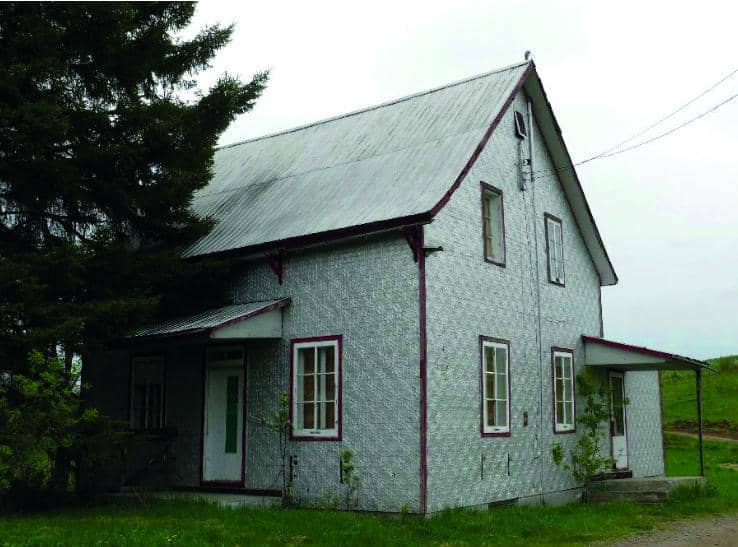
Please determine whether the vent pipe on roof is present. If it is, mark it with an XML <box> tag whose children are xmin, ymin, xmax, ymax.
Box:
<box><xmin>524</xmin><ymin>50</ymin><xmax>533</xmax><ymax>61</ymax></box>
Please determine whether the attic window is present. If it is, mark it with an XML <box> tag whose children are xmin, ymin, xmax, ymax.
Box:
<box><xmin>514</xmin><ymin>110</ymin><xmax>527</xmax><ymax>139</ymax></box>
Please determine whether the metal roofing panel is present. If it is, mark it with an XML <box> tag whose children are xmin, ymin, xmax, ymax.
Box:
<box><xmin>128</xmin><ymin>298</ymin><xmax>290</xmax><ymax>339</ymax></box>
<box><xmin>184</xmin><ymin>62</ymin><xmax>530</xmax><ymax>257</ymax></box>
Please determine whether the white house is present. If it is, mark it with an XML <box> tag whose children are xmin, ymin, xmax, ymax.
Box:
<box><xmin>83</xmin><ymin>59</ymin><xmax>708</xmax><ymax>513</ymax></box>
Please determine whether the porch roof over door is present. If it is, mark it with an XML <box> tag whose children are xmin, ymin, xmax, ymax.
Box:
<box><xmin>128</xmin><ymin>298</ymin><xmax>291</xmax><ymax>341</ymax></box>
<box><xmin>582</xmin><ymin>336</ymin><xmax>710</xmax><ymax>372</ymax></box>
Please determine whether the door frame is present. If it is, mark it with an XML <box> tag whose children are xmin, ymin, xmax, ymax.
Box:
<box><xmin>200</xmin><ymin>344</ymin><xmax>248</xmax><ymax>488</ymax></box>
<box><xmin>609</xmin><ymin>370</ymin><xmax>629</xmax><ymax>470</ymax></box>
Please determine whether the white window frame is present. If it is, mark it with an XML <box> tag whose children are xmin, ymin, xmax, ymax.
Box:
<box><xmin>552</xmin><ymin>349</ymin><xmax>575</xmax><ymax>433</ymax></box>
<box><xmin>130</xmin><ymin>355</ymin><xmax>165</xmax><ymax>431</ymax></box>
<box><xmin>291</xmin><ymin>338</ymin><xmax>340</xmax><ymax>439</ymax></box>
<box><xmin>481</xmin><ymin>338</ymin><xmax>511</xmax><ymax>435</ymax></box>
<box><xmin>545</xmin><ymin>214</ymin><xmax>565</xmax><ymax>285</ymax></box>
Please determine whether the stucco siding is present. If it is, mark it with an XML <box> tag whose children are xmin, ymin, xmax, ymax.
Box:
<box><xmin>230</xmin><ymin>233</ymin><xmax>421</xmax><ymax>512</ymax></box>
<box><xmin>423</xmin><ymin>89</ymin><xmax>654</xmax><ymax>512</ymax></box>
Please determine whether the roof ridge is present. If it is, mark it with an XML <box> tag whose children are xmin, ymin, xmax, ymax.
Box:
<box><xmin>217</xmin><ymin>60</ymin><xmax>531</xmax><ymax>151</ymax></box>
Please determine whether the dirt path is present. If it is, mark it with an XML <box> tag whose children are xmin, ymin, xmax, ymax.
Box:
<box><xmin>666</xmin><ymin>430</ymin><xmax>738</xmax><ymax>444</ymax></box>
<box><xmin>607</xmin><ymin>514</ymin><xmax>738</xmax><ymax>546</ymax></box>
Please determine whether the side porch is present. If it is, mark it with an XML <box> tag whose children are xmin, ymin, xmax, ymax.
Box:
<box><xmin>84</xmin><ymin>299</ymin><xmax>292</xmax><ymax>495</ymax></box>
<box><xmin>582</xmin><ymin>336</ymin><xmax>711</xmax><ymax>478</ymax></box>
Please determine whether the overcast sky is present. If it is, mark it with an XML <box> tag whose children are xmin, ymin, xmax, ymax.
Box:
<box><xmin>188</xmin><ymin>0</ymin><xmax>737</xmax><ymax>359</ymax></box>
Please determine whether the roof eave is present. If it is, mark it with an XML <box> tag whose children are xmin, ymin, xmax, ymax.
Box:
<box><xmin>522</xmin><ymin>67</ymin><xmax>618</xmax><ymax>287</ymax></box>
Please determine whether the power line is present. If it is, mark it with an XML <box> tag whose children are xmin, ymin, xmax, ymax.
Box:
<box><xmin>585</xmin><ymin>90</ymin><xmax>738</xmax><ymax>161</ymax></box>
<box><xmin>529</xmin><ymin>86</ymin><xmax>738</xmax><ymax>178</ymax></box>
<box><xmin>581</xmin><ymin>67</ymin><xmax>738</xmax><ymax>161</ymax></box>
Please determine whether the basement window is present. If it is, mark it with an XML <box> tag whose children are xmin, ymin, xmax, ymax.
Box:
<box><xmin>545</xmin><ymin>213</ymin><xmax>565</xmax><ymax>285</ymax></box>
<box><xmin>130</xmin><ymin>356</ymin><xmax>165</xmax><ymax>430</ymax></box>
<box><xmin>291</xmin><ymin>336</ymin><xmax>342</xmax><ymax>440</ymax></box>
<box><xmin>481</xmin><ymin>183</ymin><xmax>506</xmax><ymax>266</ymax></box>
<box><xmin>552</xmin><ymin>348</ymin><xmax>575</xmax><ymax>433</ymax></box>
<box><xmin>481</xmin><ymin>337</ymin><xmax>510</xmax><ymax>436</ymax></box>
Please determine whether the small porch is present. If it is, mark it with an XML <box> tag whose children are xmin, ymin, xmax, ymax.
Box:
<box><xmin>118</xmin><ymin>298</ymin><xmax>292</xmax><ymax>492</ymax></box>
<box><xmin>582</xmin><ymin>336</ymin><xmax>711</xmax><ymax>476</ymax></box>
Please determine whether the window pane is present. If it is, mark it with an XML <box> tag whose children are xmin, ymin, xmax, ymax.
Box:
<box><xmin>563</xmin><ymin>357</ymin><xmax>572</xmax><ymax>379</ymax></box>
<box><xmin>325</xmin><ymin>373</ymin><xmax>336</xmax><ymax>402</ymax></box>
<box><xmin>556</xmin><ymin>401</ymin><xmax>565</xmax><ymax>424</ymax></box>
<box><xmin>299</xmin><ymin>348</ymin><xmax>314</xmax><ymax>374</ymax></box>
<box><xmin>487</xmin><ymin>400</ymin><xmax>495</xmax><ymax>426</ymax></box>
<box><xmin>563</xmin><ymin>378</ymin><xmax>572</xmax><ymax>402</ymax></box>
<box><xmin>555</xmin><ymin>357</ymin><xmax>563</xmax><ymax>379</ymax></box>
<box><xmin>556</xmin><ymin>378</ymin><xmax>564</xmax><ymax>403</ymax></box>
<box><xmin>314</xmin><ymin>401</ymin><xmax>336</xmax><ymax>430</ymax></box>
<box><xmin>495</xmin><ymin>400</ymin><xmax>507</xmax><ymax>427</ymax></box>
<box><xmin>302</xmin><ymin>373</ymin><xmax>314</xmax><ymax>402</ymax></box>
<box><xmin>319</xmin><ymin>346</ymin><xmax>335</xmax><ymax>374</ymax></box>
<box><xmin>495</xmin><ymin>347</ymin><xmax>506</xmax><ymax>374</ymax></box>
<box><xmin>302</xmin><ymin>402</ymin><xmax>314</xmax><ymax>429</ymax></box>
<box><xmin>485</xmin><ymin>372</ymin><xmax>494</xmax><ymax>399</ymax></box>
<box><xmin>496</xmin><ymin>372</ymin><xmax>507</xmax><ymax>400</ymax></box>
<box><xmin>484</xmin><ymin>347</ymin><xmax>494</xmax><ymax>373</ymax></box>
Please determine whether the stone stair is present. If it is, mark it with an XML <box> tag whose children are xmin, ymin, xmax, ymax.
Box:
<box><xmin>588</xmin><ymin>476</ymin><xmax>706</xmax><ymax>503</ymax></box>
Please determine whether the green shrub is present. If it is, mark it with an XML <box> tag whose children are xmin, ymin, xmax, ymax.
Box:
<box><xmin>0</xmin><ymin>351</ymin><xmax>126</xmax><ymax>510</ymax></box>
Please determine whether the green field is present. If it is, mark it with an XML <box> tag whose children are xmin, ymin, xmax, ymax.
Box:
<box><xmin>0</xmin><ymin>434</ymin><xmax>736</xmax><ymax>546</ymax></box>
<box><xmin>661</xmin><ymin>355</ymin><xmax>738</xmax><ymax>436</ymax></box>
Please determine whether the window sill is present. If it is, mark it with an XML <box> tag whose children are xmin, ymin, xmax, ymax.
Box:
<box><xmin>484</xmin><ymin>256</ymin><xmax>506</xmax><ymax>268</ymax></box>
<box><xmin>548</xmin><ymin>278</ymin><xmax>566</xmax><ymax>287</ymax></box>
<box><xmin>291</xmin><ymin>431</ymin><xmax>341</xmax><ymax>442</ymax></box>
<box><xmin>554</xmin><ymin>426</ymin><xmax>576</xmax><ymax>435</ymax></box>
<box><xmin>481</xmin><ymin>429</ymin><xmax>511</xmax><ymax>438</ymax></box>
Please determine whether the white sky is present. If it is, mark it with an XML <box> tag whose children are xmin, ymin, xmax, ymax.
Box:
<box><xmin>189</xmin><ymin>0</ymin><xmax>738</xmax><ymax>359</ymax></box>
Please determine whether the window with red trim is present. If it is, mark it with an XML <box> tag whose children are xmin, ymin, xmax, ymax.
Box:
<box><xmin>292</xmin><ymin>338</ymin><xmax>341</xmax><ymax>438</ymax></box>
<box><xmin>553</xmin><ymin>349</ymin><xmax>575</xmax><ymax>433</ymax></box>
<box><xmin>481</xmin><ymin>338</ymin><xmax>510</xmax><ymax>435</ymax></box>
<box><xmin>482</xmin><ymin>184</ymin><xmax>505</xmax><ymax>266</ymax></box>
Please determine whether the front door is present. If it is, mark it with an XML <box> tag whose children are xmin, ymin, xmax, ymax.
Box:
<box><xmin>203</xmin><ymin>347</ymin><xmax>244</xmax><ymax>483</ymax></box>
<box><xmin>609</xmin><ymin>372</ymin><xmax>628</xmax><ymax>470</ymax></box>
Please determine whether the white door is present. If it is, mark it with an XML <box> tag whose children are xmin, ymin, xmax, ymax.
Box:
<box><xmin>610</xmin><ymin>372</ymin><xmax>628</xmax><ymax>470</ymax></box>
<box><xmin>203</xmin><ymin>348</ymin><xmax>244</xmax><ymax>483</ymax></box>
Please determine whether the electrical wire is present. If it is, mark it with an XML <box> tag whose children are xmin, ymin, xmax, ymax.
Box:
<box><xmin>529</xmin><ymin>86</ymin><xmax>738</xmax><ymax>178</ymax></box>
<box><xmin>581</xmin><ymin>67</ymin><xmax>738</xmax><ymax>161</ymax></box>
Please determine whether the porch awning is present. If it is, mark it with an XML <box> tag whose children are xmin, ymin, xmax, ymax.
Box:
<box><xmin>128</xmin><ymin>298</ymin><xmax>291</xmax><ymax>340</ymax></box>
<box><xmin>582</xmin><ymin>336</ymin><xmax>710</xmax><ymax>372</ymax></box>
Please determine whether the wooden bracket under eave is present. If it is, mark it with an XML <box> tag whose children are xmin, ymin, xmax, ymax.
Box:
<box><xmin>266</xmin><ymin>252</ymin><xmax>284</xmax><ymax>285</ymax></box>
<box><xmin>400</xmin><ymin>226</ymin><xmax>422</xmax><ymax>263</ymax></box>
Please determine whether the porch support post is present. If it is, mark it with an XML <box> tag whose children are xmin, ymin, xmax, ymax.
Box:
<box><xmin>696</xmin><ymin>367</ymin><xmax>705</xmax><ymax>477</ymax></box>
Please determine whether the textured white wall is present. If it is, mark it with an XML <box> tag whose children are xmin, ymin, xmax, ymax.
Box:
<box><xmin>424</xmin><ymin>89</ymin><xmax>663</xmax><ymax>511</ymax></box>
<box><xmin>229</xmin><ymin>234</ymin><xmax>422</xmax><ymax>511</ymax></box>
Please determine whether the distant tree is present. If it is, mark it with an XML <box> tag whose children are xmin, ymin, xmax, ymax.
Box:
<box><xmin>0</xmin><ymin>2</ymin><xmax>266</xmax><ymax>503</ymax></box>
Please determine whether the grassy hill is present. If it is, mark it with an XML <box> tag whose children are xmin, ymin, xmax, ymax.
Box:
<box><xmin>661</xmin><ymin>355</ymin><xmax>738</xmax><ymax>437</ymax></box>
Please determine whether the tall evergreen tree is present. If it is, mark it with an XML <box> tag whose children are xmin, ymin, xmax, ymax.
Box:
<box><xmin>0</xmin><ymin>2</ymin><xmax>267</xmax><ymax>368</ymax></box>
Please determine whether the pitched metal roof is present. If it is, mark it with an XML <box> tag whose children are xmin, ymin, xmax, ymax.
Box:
<box><xmin>183</xmin><ymin>61</ymin><xmax>530</xmax><ymax>258</ymax></box>
<box><xmin>183</xmin><ymin>60</ymin><xmax>618</xmax><ymax>286</ymax></box>
<box><xmin>128</xmin><ymin>298</ymin><xmax>290</xmax><ymax>339</ymax></box>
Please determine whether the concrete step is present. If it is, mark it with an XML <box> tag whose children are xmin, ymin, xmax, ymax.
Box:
<box><xmin>588</xmin><ymin>476</ymin><xmax>706</xmax><ymax>503</ymax></box>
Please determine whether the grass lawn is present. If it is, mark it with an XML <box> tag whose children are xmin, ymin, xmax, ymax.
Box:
<box><xmin>1</xmin><ymin>434</ymin><xmax>738</xmax><ymax>546</ymax></box>
<box><xmin>661</xmin><ymin>355</ymin><xmax>738</xmax><ymax>436</ymax></box>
